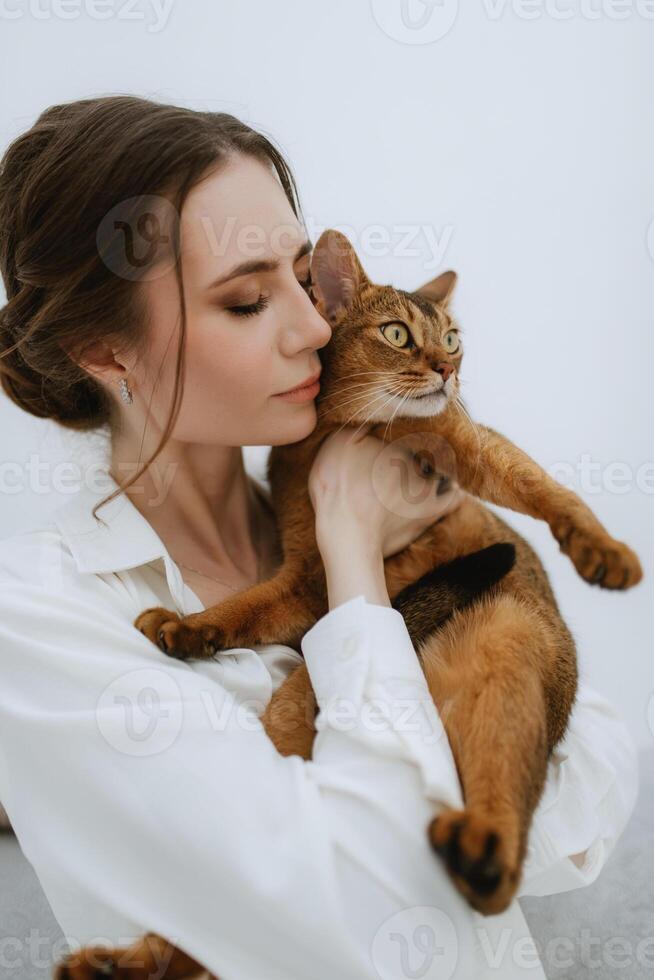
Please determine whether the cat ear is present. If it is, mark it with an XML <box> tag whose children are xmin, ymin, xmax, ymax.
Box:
<box><xmin>310</xmin><ymin>229</ymin><xmax>370</xmax><ymax>324</ymax></box>
<box><xmin>414</xmin><ymin>270</ymin><xmax>457</xmax><ymax>306</ymax></box>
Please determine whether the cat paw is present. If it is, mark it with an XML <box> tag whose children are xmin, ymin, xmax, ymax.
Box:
<box><xmin>135</xmin><ymin>607</ymin><xmax>225</xmax><ymax>660</ymax></box>
<box><xmin>161</xmin><ymin>620</ymin><xmax>226</xmax><ymax>660</ymax></box>
<box><xmin>134</xmin><ymin>607</ymin><xmax>183</xmax><ymax>655</ymax></box>
<box><xmin>428</xmin><ymin>807</ymin><xmax>520</xmax><ymax>915</ymax></box>
<box><xmin>54</xmin><ymin>947</ymin><xmax>123</xmax><ymax>979</ymax></box>
<box><xmin>551</xmin><ymin>521</ymin><xmax>643</xmax><ymax>589</ymax></box>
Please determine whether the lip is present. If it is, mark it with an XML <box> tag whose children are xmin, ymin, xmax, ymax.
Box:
<box><xmin>276</xmin><ymin>369</ymin><xmax>322</xmax><ymax>396</ymax></box>
<box><xmin>412</xmin><ymin>387</ymin><xmax>444</xmax><ymax>400</ymax></box>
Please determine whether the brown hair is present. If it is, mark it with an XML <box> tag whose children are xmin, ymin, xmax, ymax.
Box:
<box><xmin>0</xmin><ymin>95</ymin><xmax>303</xmax><ymax>521</ymax></box>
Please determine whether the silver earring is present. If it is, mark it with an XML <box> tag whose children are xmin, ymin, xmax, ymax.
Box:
<box><xmin>118</xmin><ymin>378</ymin><xmax>133</xmax><ymax>404</ymax></box>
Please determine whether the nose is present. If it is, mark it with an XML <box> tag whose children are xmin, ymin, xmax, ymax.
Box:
<box><xmin>306</xmin><ymin>301</ymin><xmax>332</xmax><ymax>352</ymax></box>
<box><xmin>434</xmin><ymin>361</ymin><xmax>454</xmax><ymax>382</ymax></box>
<box><xmin>280</xmin><ymin>282</ymin><xmax>332</xmax><ymax>357</ymax></box>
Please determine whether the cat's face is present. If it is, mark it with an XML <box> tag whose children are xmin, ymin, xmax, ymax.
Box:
<box><xmin>309</xmin><ymin>229</ymin><xmax>462</xmax><ymax>426</ymax></box>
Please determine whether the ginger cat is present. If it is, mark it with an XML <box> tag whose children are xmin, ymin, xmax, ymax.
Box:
<box><xmin>56</xmin><ymin>230</ymin><xmax>642</xmax><ymax>980</ymax></box>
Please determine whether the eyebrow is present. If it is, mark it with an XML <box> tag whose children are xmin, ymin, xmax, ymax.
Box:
<box><xmin>206</xmin><ymin>238</ymin><xmax>313</xmax><ymax>290</ymax></box>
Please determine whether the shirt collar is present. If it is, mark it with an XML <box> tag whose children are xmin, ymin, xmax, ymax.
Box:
<box><xmin>52</xmin><ymin>473</ymin><xmax>172</xmax><ymax>575</ymax></box>
<box><xmin>51</xmin><ymin>469</ymin><xmax>272</xmax><ymax>577</ymax></box>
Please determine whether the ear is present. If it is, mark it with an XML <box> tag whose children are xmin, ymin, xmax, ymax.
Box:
<box><xmin>59</xmin><ymin>337</ymin><xmax>130</xmax><ymax>384</ymax></box>
<box><xmin>310</xmin><ymin>229</ymin><xmax>370</xmax><ymax>324</ymax></box>
<box><xmin>414</xmin><ymin>270</ymin><xmax>457</xmax><ymax>307</ymax></box>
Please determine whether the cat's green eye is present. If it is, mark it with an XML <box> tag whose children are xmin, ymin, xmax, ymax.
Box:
<box><xmin>381</xmin><ymin>322</ymin><xmax>412</xmax><ymax>348</ymax></box>
<box><xmin>443</xmin><ymin>330</ymin><xmax>460</xmax><ymax>354</ymax></box>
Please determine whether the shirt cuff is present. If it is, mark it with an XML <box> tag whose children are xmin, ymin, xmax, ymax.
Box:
<box><xmin>301</xmin><ymin>594</ymin><xmax>463</xmax><ymax>808</ymax></box>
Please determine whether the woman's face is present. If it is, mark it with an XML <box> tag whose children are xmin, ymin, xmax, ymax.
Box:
<box><xmin>135</xmin><ymin>154</ymin><xmax>332</xmax><ymax>447</ymax></box>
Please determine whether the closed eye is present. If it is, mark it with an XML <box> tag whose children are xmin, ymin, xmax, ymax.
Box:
<box><xmin>226</xmin><ymin>296</ymin><xmax>270</xmax><ymax>318</ymax></box>
<box><xmin>226</xmin><ymin>274</ymin><xmax>314</xmax><ymax>318</ymax></box>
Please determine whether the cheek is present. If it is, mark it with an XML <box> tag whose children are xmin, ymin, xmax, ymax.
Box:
<box><xmin>185</xmin><ymin>330</ymin><xmax>271</xmax><ymax>405</ymax></box>
<box><xmin>169</xmin><ymin>322</ymin><xmax>283</xmax><ymax>442</ymax></box>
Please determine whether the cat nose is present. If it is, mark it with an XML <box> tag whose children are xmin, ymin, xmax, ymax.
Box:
<box><xmin>434</xmin><ymin>361</ymin><xmax>454</xmax><ymax>382</ymax></box>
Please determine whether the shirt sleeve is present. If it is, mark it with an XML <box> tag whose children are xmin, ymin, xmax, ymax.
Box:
<box><xmin>0</xmin><ymin>558</ymin><xmax>480</xmax><ymax>980</ymax></box>
<box><xmin>0</xmin><ymin>542</ymin><xmax>637</xmax><ymax>980</ymax></box>
<box><xmin>303</xmin><ymin>595</ymin><xmax>639</xmax><ymax>903</ymax></box>
<box><xmin>302</xmin><ymin>596</ymin><xmax>638</xmax><ymax>897</ymax></box>
<box><xmin>517</xmin><ymin>680</ymin><xmax>639</xmax><ymax>897</ymax></box>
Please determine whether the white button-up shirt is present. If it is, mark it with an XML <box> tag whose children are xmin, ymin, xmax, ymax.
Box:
<box><xmin>0</xmin><ymin>471</ymin><xmax>639</xmax><ymax>980</ymax></box>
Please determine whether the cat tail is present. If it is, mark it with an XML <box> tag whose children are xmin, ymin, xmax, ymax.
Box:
<box><xmin>391</xmin><ymin>542</ymin><xmax>516</xmax><ymax>650</ymax></box>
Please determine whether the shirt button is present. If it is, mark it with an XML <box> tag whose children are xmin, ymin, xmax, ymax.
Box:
<box><xmin>336</xmin><ymin>634</ymin><xmax>360</xmax><ymax>660</ymax></box>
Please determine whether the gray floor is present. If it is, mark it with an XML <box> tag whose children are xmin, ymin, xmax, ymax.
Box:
<box><xmin>1</xmin><ymin>753</ymin><xmax>652</xmax><ymax>979</ymax></box>
<box><xmin>520</xmin><ymin>748</ymin><xmax>654</xmax><ymax>979</ymax></box>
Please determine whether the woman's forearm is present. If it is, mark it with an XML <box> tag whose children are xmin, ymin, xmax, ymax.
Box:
<box><xmin>320</xmin><ymin>532</ymin><xmax>391</xmax><ymax>609</ymax></box>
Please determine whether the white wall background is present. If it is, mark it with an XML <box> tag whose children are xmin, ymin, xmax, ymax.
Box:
<box><xmin>0</xmin><ymin>0</ymin><xmax>652</xmax><ymax>747</ymax></box>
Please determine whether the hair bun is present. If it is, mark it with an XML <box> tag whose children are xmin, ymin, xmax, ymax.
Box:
<box><xmin>0</xmin><ymin>300</ymin><xmax>109</xmax><ymax>428</ymax></box>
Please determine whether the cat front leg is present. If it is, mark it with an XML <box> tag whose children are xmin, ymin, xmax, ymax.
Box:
<box><xmin>374</xmin><ymin>416</ymin><xmax>643</xmax><ymax>590</ymax></box>
<box><xmin>458</xmin><ymin>422</ymin><xmax>643</xmax><ymax>590</ymax></box>
<box><xmin>542</xmin><ymin>493</ymin><xmax>643</xmax><ymax>589</ymax></box>
<box><xmin>136</xmin><ymin>562</ymin><xmax>326</xmax><ymax>660</ymax></box>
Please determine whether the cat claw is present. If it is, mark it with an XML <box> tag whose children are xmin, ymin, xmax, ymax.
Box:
<box><xmin>429</xmin><ymin>807</ymin><xmax>520</xmax><ymax>915</ymax></box>
<box><xmin>552</xmin><ymin>523</ymin><xmax>643</xmax><ymax>590</ymax></box>
<box><xmin>134</xmin><ymin>607</ymin><xmax>181</xmax><ymax>650</ymax></box>
<box><xmin>159</xmin><ymin>621</ymin><xmax>223</xmax><ymax>660</ymax></box>
<box><xmin>135</xmin><ymin>607</ymin><xmax>225</xmax><ymax>660</ymax></box>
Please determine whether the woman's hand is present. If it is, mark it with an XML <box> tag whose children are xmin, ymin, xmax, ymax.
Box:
<box><xmin>309</xmin><ymin>427</ymin><xmax>464</xmax><ymax>561</ymax></box>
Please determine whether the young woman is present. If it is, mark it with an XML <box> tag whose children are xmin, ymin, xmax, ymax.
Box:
<box><xmin>0</xmin><ymin>96</ymin><xmax>638</xmax><ymax>980</ymax></box>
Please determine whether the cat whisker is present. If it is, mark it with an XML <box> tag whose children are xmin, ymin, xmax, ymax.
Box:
<box><xmin>348</xmin><ymin>394</ymin><xmax>398</xmax><ymax>440</ymax></box>
<box><xmin>355</xmin><ymin>385</ymin><xmax>414</xmax><ymax>441</ymax></box>
<box><xmin>334</xmin><ymin>383</ymin><xmax>407</xmax><ymax>435</ymax></box>
<box><xmin>382</xmin><ymin>385</ymin><xmax>417</xmax><ymax>442</ymax></box>
<box><xmin>334</xmin><ymin>375</ymin><xmax>430</xmax><ymax>404</ymax></box>
<box><xmin>330</xmin><ymin>391</ymin><xmax>395</xmax><ymax>429</ymax></box>
<box><xmin>328</xmin><ymin>380</ymin><xmax>398</xmax><ymax>397</ymax></box>
<box><xmin>322</xmin><ymin>367</ymin><xmax>449</xmax><ymax>432</ymax></box>
<box><xmin>324</xmin><ymin>377</ymin><xmax>432</xmax><ymax>425</ymax></box>
<box><xmin>339</xmin><ymin>370</ymin><xmax>401</xmax><ymax>379</ymax></box>
<box><xmin>319</xmin><ymin>384</ymin><xmax>384</xmax><ymax>419</ymax></box>
<box><xmin>454</xmin><ymin>394</ymin><xmax>478</xmax><ymax>436</ymax></box>
<box><xmin>329</xmin><ymin>371</ymin><xmax>401</xmax><ymax>389</ymax></box>
<box><xmin>320</xmin><ymin>379</ymin><xmax>409</xmax><ymax>419</ymax></box>
<box><xmin>453</xmin><ymin>394</ymin><xmax>483</xmax><ymax>482</ymax></box>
